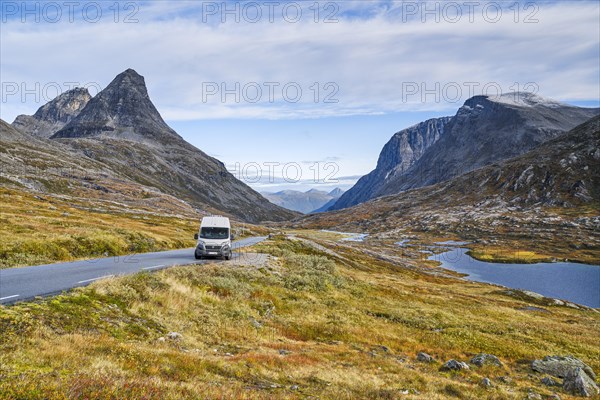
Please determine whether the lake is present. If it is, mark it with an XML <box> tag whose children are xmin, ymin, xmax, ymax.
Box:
<box><xmin>428</xmin><ymin>248</ymin><xmax>600</xmax><ymax>308</ymax></box>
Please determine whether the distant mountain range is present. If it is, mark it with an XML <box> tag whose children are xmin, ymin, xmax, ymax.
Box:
<box><xmin>262</xmin><ymin>188</ymin><xmax>345</xmax><ymax>214</ymax></box>
<box><xmin>329</xmin><ymin>93</ymin><xmax>599</xmax><ymax>211</ymax></box>
<box><xmin>5</xmin><ymin>69</ymin><xmax>297</xmax><ymax>223</ymax></box>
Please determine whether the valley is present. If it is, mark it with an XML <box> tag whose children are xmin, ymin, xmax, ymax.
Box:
<box><xmin>262</xmin><ymin>188</ymin><xmax>345</xmax><ymax>214</ymax></box>
<box><xmin>0</xmin><ymin>69</ymin><xmax>598</xmax><ymax>400</ymax></box>
<box><xmin>3</xmin><ymin>2</ymin><xmax>600</xmax><ymax>398</ymax></box>
<box><xmin>1</xmin><ymin>232</ymin><xmax>598</xmax><ymax>399</ymax></box>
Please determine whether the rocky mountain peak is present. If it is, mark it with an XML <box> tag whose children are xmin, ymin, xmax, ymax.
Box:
<box><xmin>107</xmin><ymin>68</ymin><xmax>151</xmax><ymax>99</ymax></box>
<box><xmin>12</xmin><ymin>87</ymin><xmax>91</xmax><ymax>138</ymax></box>
<box><xmin>51</xmin><ymin>69</ymin><xmax>180</xmax><ymax>141</ymax></box>
<box><xmin>33</xmin><ymin>87</ymin><xmax>91</xmax><ymax>122</ymax></box>
<box><xmin>329</xmin><ymin>116</ymin><xmax>451</xmax><ymax>211</ymax></box>
<box><xmin>330</xmin><ymin>93</ymin><xmax>598</xmax><ymax>211</ymax></box>
<box><xmin>372</xmin><ymin>93</ymin><xmax>598</xmax><ymax>198</ymax></box>
<box><xmin>458</xmin><ymin>92</ymin><xmax>575</xmax><ymax>117</ymax></box>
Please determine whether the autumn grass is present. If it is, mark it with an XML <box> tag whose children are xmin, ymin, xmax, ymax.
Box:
<box><xmin>285</xmin><ymin>229</ymin><xmax>358</xmax><ymax>242</ymax></box>
<box><xmin>1</xmin><ymin>234</ymin><xmax>599</xmax><ymax>399</ymax></box>
<box><xmin>295</xmin><ymin>197</ymin><xmax>600</xmax><ymax>265</ymax></box>
<box><xmin>0</xmin><ymin>188</ymin><xmax>269</xmax><ymax>269</ymax></box>
<box><xmin>466</xmin><ymin>249</ymin><xmax>554</xmax><ymax>264</ymax></box>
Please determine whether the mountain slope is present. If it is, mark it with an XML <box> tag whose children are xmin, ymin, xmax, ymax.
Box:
<box><xmin>12</xmin><ymin>88</ymin><xmax>91</xmax><ymax>138</ymax></box>
<box><xmin>43</xmin><ymin>69</ymin><xmax>296</xmax><ymax>223</ymax></box>
<box><xmin>312</xmin><ymin>197</ymin><xmax>341</xmax><ymax>213</ymax></box>
<box><xmin>298</xmin><ymin>115</ymin><xmax>600</xmax><ymax>233</ymax></box>
<box><xmin>1</xmin><ymin>119</ymin><xmax>26</xmax><ymax>141</ymax></box>
<box><xmin>330</xmin><ymin>93</ymin><xmax>598</xmax><ymax>211</ymax></box>
<box><xmin>379</xmin><ymin>93</ymin><xmax>599</xmax><ymax>197</ymax></box>
<box><xmin>1</xmin><ymin>120</ymin><xmax>273</xmax><ymax>268</ymax></box>
<box><xmin>262</xmin><ymin>188</ymin><xmax>344</xmax><ymax>214</ymax></box>
<box><xmin>329</xmin><ymin>117</ymin><xmax>451</xmax><ymax>210</ymax></box>
<box><xmin>1</xmin><ymin>119</ymin><xmax>197</xmax><ymax>215</ymax></box>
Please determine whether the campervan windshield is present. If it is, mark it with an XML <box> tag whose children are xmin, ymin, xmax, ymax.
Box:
<box><xmin>200</xmin><ymin>227</ymin><xmax>229</xmax><ymax>240</ymax></box>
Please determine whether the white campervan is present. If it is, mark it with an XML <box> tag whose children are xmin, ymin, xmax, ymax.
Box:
<box><xmin>194</xmin><ymin>216</ymin><xmax>233</xmax><ymax>260</ymax></box>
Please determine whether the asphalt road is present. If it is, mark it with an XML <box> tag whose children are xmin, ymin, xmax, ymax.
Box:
<box><xmin>0</xmin><ymin>236</ymin><xmax>267</xmax><ymax>305</ymax></box>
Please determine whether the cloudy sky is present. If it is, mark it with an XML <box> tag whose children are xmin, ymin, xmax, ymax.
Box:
<box><xmin>1</xmin><ymin>0</ymin><xmax>599</xmax><ymax>191</ymax></box>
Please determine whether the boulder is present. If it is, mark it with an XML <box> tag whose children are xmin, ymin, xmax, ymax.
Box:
<box><xmin>522</xmin><ymin>290</ymin><xmax>545</xmax><ymax>299</ymax></box>
<box><xmin>563</xmin><ymin>367</ymin><xmax>600</xmax><ymax>397</ymax></box>
<box><xmin>167</xmin><ymin>332</ymin><xmax>183</xmax><ymax>340</ymax></box>
<box><xmin>481</xmin><ymin>377</ymin><xmax>492</xmax><ymax>387</ymax></box>
<box><xmin>470</xmin><ymin>353</ymin><xmax>503</xmax><ymax>367</ymax></box>
<box><xmin>440</xmin><ymin>359</ymin><xmax>470</xmax><ymax>371</ymax></box>
<box><xmin>417</xmin><ymin>352</ymin><xmax>434</xmax><ymax>363</ymax></box>
<box><xmin>540</xmin><ymin>376</ymin><xmax>560</xmax><ymax>387</ymax></box>
<box><xmin>531</xmin><ymin>356</ymin><xmax>596</xmax><ymax>380</ymax></box>
<box><xmin>526</xmin><ymin>391</ymin><xmax>542</xmax><ymax>400</ymax></box>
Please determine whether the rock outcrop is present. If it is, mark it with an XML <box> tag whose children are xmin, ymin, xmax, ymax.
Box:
<box><xmin>12</xmin><ymin>87</ymin><xmax>91</xmax><ymax>138</ymax></box>
<box><xmin>532</xmin><ymin>356</ymin><xmax>596</xmax><ymax>380</ymax></box>
<box><xmin>330</xmin><ymin>93</ymin><xmax>598</xmax><ymax>210</ymax></box>
<box><xmin>440</xmin><ymin>359</ymin><xmax>470</xmax><ymax>371</ymax></box>
<box><xmin>563</xmin><ymin>367</ymin><xmax>600</xmax><ymax>397</ymax></box>
<box><xmin>12</xmin><ymin>69</ymin><xmax>297</xmax><ymax>223</ymax></box>
<box><xmin>532</xmin><ymin>356</ymin><xmax>599</xmax><ymax>397</ymax></box>
<box><xmin>470</xmin><ymin>353</ymin><xmax>503</xmax><ymax>367</ymax></box>
<box><xmin>417</xmin><ymin>352</ymin><xmax>435</xmax><ymax>363</ymax></box>
<box><xmin>330</xmin><ymin>117</ymin><xmax>450</xmax><ymax>210</ymax></box>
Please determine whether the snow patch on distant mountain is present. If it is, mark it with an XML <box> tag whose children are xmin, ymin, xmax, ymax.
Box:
<box><xmin>329</xmin><ymin>92</ymin><xmax>598</xmax><ymax>212</ymax></box>
<box><xmin>487</xmin><ymin>92</ymin><xmax>567</xmax><ymax>108</ymax></box>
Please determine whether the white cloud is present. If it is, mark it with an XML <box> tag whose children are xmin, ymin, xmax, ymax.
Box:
<box><xmin>1</xmin><ymin>1</ymin><xmax>598</xmax><ymax>122</ymax></box>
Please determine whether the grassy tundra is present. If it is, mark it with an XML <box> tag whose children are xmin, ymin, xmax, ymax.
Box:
<box><xmin>1</xmin><ymin>234</ymin><xmax>598</xmax><ymax>399</ymax></box>
<box><xmin>0</xmin><ymin>188</ymin><xmax>268</xmax><ymax>269</ymax></box>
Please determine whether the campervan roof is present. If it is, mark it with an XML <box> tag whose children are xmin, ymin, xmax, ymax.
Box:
<box><xmin>201</xmin><ymin>216</ymin><xmax>230</xmax><ymax>228</ymax></box>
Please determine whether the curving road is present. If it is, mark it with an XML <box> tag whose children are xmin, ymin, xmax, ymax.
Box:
<box><xmin>0</xmin><ymin>236</ymin><xmax>267</xmax><ymax>305</ymax></box>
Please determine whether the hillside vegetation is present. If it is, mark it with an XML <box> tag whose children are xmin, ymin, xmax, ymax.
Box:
<box><xmin>0</xmin><ymin>188</ymin><xmax>267</xmax><ymax>269</ymax></box>
<box><xmin>1</xmin><ymin>234</ymin><xmax>598</xmax><ymax>399</ymax></box>
<box><xmin>0</xmin><ymin>187</ymin><xmax>197</xmax><ymax>269</ymax></box>
<box><xmin>298</xmin><ymin>117</ymin><xmax>600</xmax><ymax>265</ymax></box>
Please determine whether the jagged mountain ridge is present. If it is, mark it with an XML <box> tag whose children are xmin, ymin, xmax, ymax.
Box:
<box><xmin>262</xmin><ymin>188</ymin><xmax>344</xmax><ymax>214</ymax></box>
<box><xmin>10</xmin><ymin>69</ymin><xmax>297</xmax><ymax>223</ymax></box>
<box><xmin>298</xmin><ymin>115</ymin><xmax>600</xmax><ymax>232</ymax></box>
<box><xmin>1</xmin><ymin>118</ymin><xmax>198</xmax><ymax>215</ymax></box>
<box><xmin>12</xmin><ymin>88</ymin><xmax>91</xmax><ymax>138</ymax></box>
<box><xmin>329</xmin><ymin>93</ymin><xmax>598</xmax><ymax>211</ymax></box>
<box><xmin>379</xmin><ymin>93</ymin><xmax>599</xmax><ymax>197</ymax></box>
<box><xmin>330</xmin><ymin>117</ymin><xmax>451</xmax><ymax>210</ymax></box>
<box><xmin>51</xmin><ymin>69</ymin><xmax>181</xmax><ymax>143</ymax></box>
